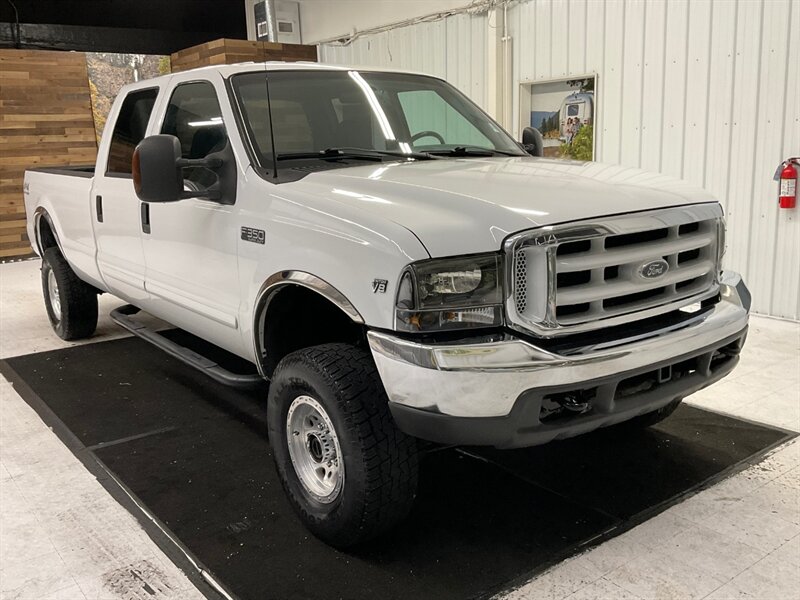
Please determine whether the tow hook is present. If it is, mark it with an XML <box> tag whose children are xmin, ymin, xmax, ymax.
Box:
<box><xmin>558</xmin><ymin>392</ymin><xmax>591</xmax><ymax>414</ymax></box>
<box><xmin>540</xmin><ymin>390</ymin><xmax>594</xmax><ymax>422</ymax></box>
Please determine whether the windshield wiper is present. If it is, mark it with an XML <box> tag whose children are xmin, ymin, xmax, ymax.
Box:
<box><xmin>330</xmin><ymin>147</ymin><xmax>439</xmax><ymax>160</ymax></box>
<box><xmin>427</xmin><ymin>146</ymin><xmax>523</xmax><ymax>157</ymax></box>
<box><xmin>276</xmin><ymin>147</ymin><xmax>437</xmax><ymax>162</ymax></box>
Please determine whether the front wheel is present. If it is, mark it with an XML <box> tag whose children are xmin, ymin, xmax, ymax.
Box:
<box><xmin>267</xmin><ymin>343</ymin><xmax>419</xmax><ymax>548</ymax></box>
<box><xmin>41</xmin><ymin>247</ymin><xmax>98</xmax><ymax>340</ymax></box>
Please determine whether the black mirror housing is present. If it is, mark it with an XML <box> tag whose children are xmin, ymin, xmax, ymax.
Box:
<box><xmin>133</xmin><ymin>135</ymin><xmax>183</xmax><ymax>203</ymax></box>
<box><xmin>521</xmin><ymin>127</ymin><xmax>544</xmax><ymax>157</ymax></box>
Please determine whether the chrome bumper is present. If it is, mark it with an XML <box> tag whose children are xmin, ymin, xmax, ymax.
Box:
<box><xmin>368</xmin><ymin>272</ymin><xmax>750</xmax><ymax>419</ymax></box>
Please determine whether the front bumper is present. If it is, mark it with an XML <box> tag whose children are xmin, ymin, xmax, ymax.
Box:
<box><xmin>368</xmin><ymin>272</ymin><xmax>750</xmax><ymax>448</ymax></box>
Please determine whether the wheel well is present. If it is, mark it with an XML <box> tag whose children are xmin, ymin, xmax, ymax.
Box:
<box><xmin>37</xmin><ymin>214</ymin><xmax>59</xmax><ymax>254</ymax></box>
<box><xmin>258</xmin><ymin>285</ymin><xmax>365</xmax><ymax>377</ymax></box>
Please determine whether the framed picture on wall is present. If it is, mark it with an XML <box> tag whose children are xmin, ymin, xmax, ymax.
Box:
<box><xmin>519</xmin><ymin>74</ymin><xmax>597</xmax><ymax>161</ymax></box>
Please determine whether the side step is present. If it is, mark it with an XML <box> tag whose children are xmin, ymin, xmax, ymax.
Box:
<box><xmin>110</xmin><ymin>304</ymin><xmax>263</xmax><ymax>389</ymax></box>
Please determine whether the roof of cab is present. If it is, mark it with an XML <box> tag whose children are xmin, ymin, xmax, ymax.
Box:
<box><xmin>213</xmin><ymin>61</ymin><xmax>430</xmax><ymax>78</ymax></box>
<box><xmin>123</xmin><ymin>61</ymin><xmax>432</xmax><ymax>89</ymax></box>
<box><xmin>115</xmin><ymin>61</ymin><xmax>438</xmax><ymax>99</ymax></box>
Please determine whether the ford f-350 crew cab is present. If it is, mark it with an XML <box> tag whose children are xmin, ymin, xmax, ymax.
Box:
<box><xmin>24</xmin><ymin>62</ymin><xmax>751</xmax><ymax>548</ymax></box>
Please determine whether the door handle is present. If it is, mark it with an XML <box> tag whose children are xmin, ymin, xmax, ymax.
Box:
<box><xmin>140</xmin><ymin>202</ymin><xmax>151</xmax><ymax>234</ymax></box>
<box><xmin>95</xmin><ymin>195</ymin><xmax>103</xmax><ymax>222</ymax></box>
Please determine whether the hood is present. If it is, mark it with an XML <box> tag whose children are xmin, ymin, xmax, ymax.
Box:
<box><xmin>292</xmin><ymin>157</ymin><xmax>718</xmax><ymax>257</ymax></box>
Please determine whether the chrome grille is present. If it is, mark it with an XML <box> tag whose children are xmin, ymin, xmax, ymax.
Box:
<box><xmin>506</xmin><ymin>204</ymin><xmax>723</xmax><ymax>336</ymax></box>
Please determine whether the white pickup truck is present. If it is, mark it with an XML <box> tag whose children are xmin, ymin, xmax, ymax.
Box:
<box><xmin>24</xmin><ymin>62</ymin><xmax>751</xmax><ymax>548</ymax></box>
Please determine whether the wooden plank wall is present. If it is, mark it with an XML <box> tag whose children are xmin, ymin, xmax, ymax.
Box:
<box><xmin>0</xmin><ymin>50</ymin><xmax>97</xmax><ymax>259</ymax></box>
<box><xmin>0</xmin><ymin>40</ymin><xmax>315</xmax><ymax>260</ymax></box>
<box><xmin>171</xmin><ymin>38</ymin><xmax>317</xmax><ymax>72</ymax></box>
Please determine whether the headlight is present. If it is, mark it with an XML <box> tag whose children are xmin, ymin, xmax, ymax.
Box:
<box><xmin>395</xmin><ymin>254</ymin><xmax>504</xmax><ymax>332</ymax></box>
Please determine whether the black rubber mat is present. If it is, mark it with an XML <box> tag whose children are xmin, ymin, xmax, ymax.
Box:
<box><xmin>2</xmin><ymin>334</ymin><xmax>793</xmax><ymax>600</ymax></box>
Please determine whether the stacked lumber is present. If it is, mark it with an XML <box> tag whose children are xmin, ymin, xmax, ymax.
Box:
<box><xmin>170</xmin><ymin>38</ymin><xmax>317</xmax><ymax>72</ymax></box>
<box><xmin>0</xmin><ymin>50</ymin><xmax>97</xmax><ymax>259</ymax></box>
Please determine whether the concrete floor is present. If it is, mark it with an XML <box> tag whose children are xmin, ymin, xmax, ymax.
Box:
<box><xmin>1</xmin><ymin>259</ymin><xmax>798</xmax><ymax>599</ymax></box>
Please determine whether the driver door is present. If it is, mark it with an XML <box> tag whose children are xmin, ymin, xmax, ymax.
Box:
<box><xmin>140</xmin><ymin>77</ymin><xmax>243</xmax><ymax>355</ymax></box>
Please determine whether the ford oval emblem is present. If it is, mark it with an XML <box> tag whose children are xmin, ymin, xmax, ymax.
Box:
<box><xmin>639</xmin><ymin>259</ymin><xmax>669</xmax><ymax>279</ymax></box>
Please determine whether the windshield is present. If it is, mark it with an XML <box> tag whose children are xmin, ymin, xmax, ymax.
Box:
<box><xmin>231</xmin><ymin>70</ymin><xmax>525</xmax><ymax>167</ymax></box>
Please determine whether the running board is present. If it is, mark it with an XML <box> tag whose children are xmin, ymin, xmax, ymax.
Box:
<box><xmin>110</xmin><ymin>304</ymin><xmax>263</xmax><ymax>389</ymax></box>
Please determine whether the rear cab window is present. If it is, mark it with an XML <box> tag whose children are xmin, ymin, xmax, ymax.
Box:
<box><xmin>105</xmin><ymin>88</ymin><xmax>159</xmax><ymax>176</ymax></box>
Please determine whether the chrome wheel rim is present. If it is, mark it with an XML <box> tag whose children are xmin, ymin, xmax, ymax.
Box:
<box><xmin>47</xmin><ymin>269</ymin><xmax>61</xmax><ymax>321</ymax></box>
<box><xmin>286</xmin><ymin>395</ymin><xmax>344</xmax><ymax>504</ymax></box>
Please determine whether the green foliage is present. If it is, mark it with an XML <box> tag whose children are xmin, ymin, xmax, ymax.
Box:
<box><xmin>566</xmin><ymin>78</ymin><xmax>595</xmax><ymax>92</ymax></box>
<box><xmin>560</xmin><ymin>125</ymin><xmax>593</xmax><ymax>161</ymax></box>
<box><xmin>88</xmin><ymin>80</ymin><xmax>105</xmax><ymax>144</ymax></box>
<box><xmin>158</xmin><ymin>56</ymin><xmax>171</xmax><ymax>75</ymax></box>
<box><xmin>540</xmin><ymin>112</ymin><xmax>560</xmax><ymax>136</ymax></box>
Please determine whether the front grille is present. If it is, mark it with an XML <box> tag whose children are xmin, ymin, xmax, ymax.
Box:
<box><xmin>508</xmin><ymin>205</ymin><xmax>723</xmax><ymax>335</ymax></box>
<box><xmin>514</xmin><ymin>249</ymin><xmax>527</xmax><ymax>313</ymax></box>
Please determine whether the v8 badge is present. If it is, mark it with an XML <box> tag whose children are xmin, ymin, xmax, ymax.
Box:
<box><xmin>372</xmin><ymin>279</ymin><xmax>388</xmax><ymax>294</ymax></box>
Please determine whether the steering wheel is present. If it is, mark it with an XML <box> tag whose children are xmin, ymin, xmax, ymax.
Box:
<box><xmin>410</xmin><ymin>130</ymin><xmax>446</xmax><ymax>145</ymax></box>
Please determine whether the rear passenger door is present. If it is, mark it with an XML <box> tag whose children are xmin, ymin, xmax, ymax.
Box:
<box><xmin>93</xmin><ymin>87</ymin><xmax>159</xmax><ymax>302</ymax></box>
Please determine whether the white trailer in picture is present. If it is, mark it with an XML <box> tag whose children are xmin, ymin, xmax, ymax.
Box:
<box><xmin>560</xmin><ymin>91</ymin><xmax>594</xmax><ymax>141</ymax></box>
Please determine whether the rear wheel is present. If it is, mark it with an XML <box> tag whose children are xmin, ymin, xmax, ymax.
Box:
<box><xmin>267</xmin><ymin>343</ymin><xmax>419</xmax><ymax>548</ymax></box>
<box><xmin>41</xmin><ymin>247</ymin><xmax>98</xmax><ymax>340</ymax></box>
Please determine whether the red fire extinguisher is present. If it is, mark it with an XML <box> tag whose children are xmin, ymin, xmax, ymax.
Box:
<box><xmin>776</xmin><ymin>157</ymin><xmax>799</xmax><ymax>209</ymax></box>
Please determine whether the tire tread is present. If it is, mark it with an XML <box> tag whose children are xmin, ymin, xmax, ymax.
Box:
<box><xmin>269</xmin><ymin>343</ymin><xmax>418</xmax><ymax>547</ymax></box>
<box><xmin>42</xmin><ymin>247</ymin><xmax>98</xmax><ymax>340</ymax></box>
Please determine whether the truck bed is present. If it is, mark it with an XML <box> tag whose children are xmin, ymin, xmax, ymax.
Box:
<box><xmin>28</xmin><ymin>165</ymin><xmax>95</xmax><ymax>178</ymax></box>
<box><xmin>23</xmin><ymin>166</ymin><xmax>100</xmax><ymax>287</ymax></box>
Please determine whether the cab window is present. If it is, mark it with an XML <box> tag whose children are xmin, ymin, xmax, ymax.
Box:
<box><xmin>106</xmin><ymin>88</ymin><xmax>158</xmax><ymax>175</ymax></box>
<box><xmin>397</xmin><ymin>89</ymin><xmax>491</xmax><ymax>149</ymax></box>
<box><xmin>161</xmin><ymin>81</ymin><xmax>227</xmax><ymax>189</ymax></box>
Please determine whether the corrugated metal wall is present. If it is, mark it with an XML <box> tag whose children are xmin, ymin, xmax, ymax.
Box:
<box><xmin>319</xmin><ymin>12</ymin><xmax>489</xmax><ymax>109</ymax></box>
<box><xmin>510</xmin><ymin>0</ymin><xmax>799</xmax><ymax>320</ymax></box>
<box><xmin>319</xmin><ymin>0</ymin><xmax>799</xmax><ymax>320</ymax></box>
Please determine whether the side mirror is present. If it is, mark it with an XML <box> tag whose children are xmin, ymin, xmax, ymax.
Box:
<box><xmin>133</xmin><ymin>134</ymin><xmax>228</xmax><ymax>203</ymax></box>
<box><xmin>133</xmin><ymin>135</ymin><xmax>183</xmax><ymax>203</ymax></box>
<box><xmin>521</xmin><ymin>127</ymin><xmax>544</xmax><ymax>157</ymax></box>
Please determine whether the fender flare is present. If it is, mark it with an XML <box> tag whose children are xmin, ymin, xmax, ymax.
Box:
<box><xmin>32</xmin><ymin>207</ymin><xmax>64</xmax><ymax>256</ymax></box>
<box><xmin>252</xmin><ymin>270</ymin><xmax>365</xmax><ymax>376</ymax></box>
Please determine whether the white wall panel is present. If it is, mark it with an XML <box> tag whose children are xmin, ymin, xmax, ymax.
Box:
<box><xmin>639</xmin><ymin>0</ymin><xmax>668</xmax><ymax>173</ymax></box>
<box><xmin>319</xmin><ymin>12</ymin><xmax>488</xmax><ymax>109</ymax></box>
<box><xmin>746</xmin><ymin>0</ymin><xmax>797</xmax><ymax>317</ymax></box>
<box><xmin>566</xmin><ymin>0</ymin><xmax>587</xmax><ymax>75</ymax></box>
<box><xmin>681</xmin><ymin>0</ymin><xmax>712</xmax><ymax>186</ymax></box>
<box><xmin>773</xmin><ymin>0</ymin><xmax>800</xmax><ymax>318</ymax></box>
<box><xmin>601</xmin><ymin>0</ymin><xmax>625</xmax><ymax>164</ymax></box>
<box><xmin>509</xmin><ymin>0</ymin><xmax>799</xmax><ymax>319</ymax></box>
<box><xmin>319</xmin><ymin>0</ymin><xmax>799</xmax><ymax>319</ymax></box>
<box><xmin>619</xmin><ymin>0</ymin><xmax>645</xmax><ymax>168</ymax></box>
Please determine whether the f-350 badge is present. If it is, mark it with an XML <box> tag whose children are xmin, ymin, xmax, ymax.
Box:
<box><xmin>241</xmin><ymin>227</ymin><xmax>265</xmax><ymax>244</ymax></box>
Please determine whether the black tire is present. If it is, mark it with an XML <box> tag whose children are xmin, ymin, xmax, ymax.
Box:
<box><xmin>41</xmin><ymin>247</ymin><xmax>98</xmax><ymax>341</ymax></box>
<box><xmin>618</xmin><ymin>397</ymin><xmax>683</xmax><ymax>430</ymax></box>
<box><xmin>267</xmin><ymin>343</ymin><xmax>419</xmax><ymax>548</ymax></box>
